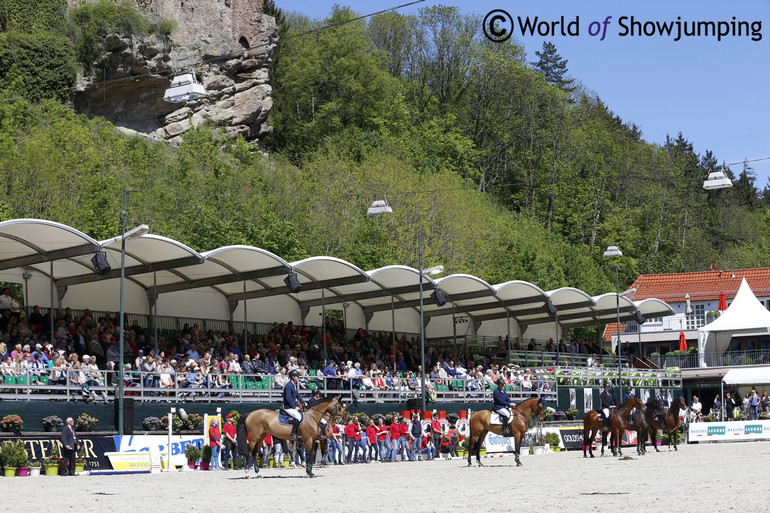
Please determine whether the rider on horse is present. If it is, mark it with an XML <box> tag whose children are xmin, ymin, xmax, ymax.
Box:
<box><xmin>600</xmin><ymin>382</ymin><xmax>616</xmax><ymax>429</ymax></box>
<box><xmin>283</xmin><ymin>369</ymin><xmax>307</xmax><ymax>441</ymax></box>
<box><xmin>493</xmin><ymin>378</ymin><xmax>516</xmax><ymax>437</ymax></box>
<box><xmin>656</xmin><ymin>389</ymin><xmax>669</xmax><ymax>425</ymax></box>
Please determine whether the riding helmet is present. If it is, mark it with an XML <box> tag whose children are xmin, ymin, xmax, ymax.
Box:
<box><xmin>289</xmin><ymin>369</ymin><xmax>300</xmax><ymax>378</ymax></box>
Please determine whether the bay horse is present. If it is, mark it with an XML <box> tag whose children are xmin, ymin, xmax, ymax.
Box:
<box><xmin>582</xmin><ymin>395</ymin><xmax>645</xmax><ymax>458</ymax></box>
<box><xmin>627</xmin><ymin>398</ymin><xmax>663</xmax><ymax>456</ymax></box>
<box><xmin>650</xmin><ymin>396</ymin><xmax>686</xmax><ymax>451</ymax></box>
<box><xmin>236</xmin><ymin>396</ymin><xmax>344</xmax><ymax>477</ymax></box>
<box><xmin>466</xmin><ymin>396</ymin><xmax>544</xmax><ymax>467</ymax></box>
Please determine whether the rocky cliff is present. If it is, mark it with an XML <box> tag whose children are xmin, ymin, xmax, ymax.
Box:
<box><xmin>71</xmin><ymin>1</ymin><xmax>276</xmax><ymax>144</ymax></box>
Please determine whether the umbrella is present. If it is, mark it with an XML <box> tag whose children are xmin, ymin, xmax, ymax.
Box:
<box><xmin>678</xmin><ymin>331</ymin><xmax>688</xmax><ymax>352</ymax></box>
<box><xmin>718</xmin><ymin>291</ymin><xmax>728</xmax><ymax>311</ymax></box>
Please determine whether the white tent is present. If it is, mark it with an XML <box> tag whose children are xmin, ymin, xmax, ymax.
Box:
<box><xmin>697</xmin><ymin>278</ymin><xmax>770</xmax><ymax>367</ymax></box>
<box><xmin>722</xmin><ymin>367</ymin><xmax>770</xmax><ymax>385</ymax></box>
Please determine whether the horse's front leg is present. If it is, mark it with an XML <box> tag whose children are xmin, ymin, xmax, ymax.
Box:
<box><xmin>305</xmin><ymin>440</ymin><xmax>315</xmax><ymax>477</ymax></box>
<box><xmin>514</xmin><ymin>436</ymin><xmax>522</xmax><ymax>467</ymax></box>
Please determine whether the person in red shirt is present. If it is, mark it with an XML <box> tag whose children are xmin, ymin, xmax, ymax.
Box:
<box><xmin>353</xmin><ymin>417</ymin><xmax>366</xmax><ymax>463</ymax></box>
<box><xmin>222</xmin><ymin>414</ymin><xmax>237</xmax><ymax>470</ymax></box>
<box><xmin>344</xmin><ymin>418</ymin><xmax>357</xmax><ymax>463</ymax></box>
<box><xmin>375</xmin><ymin>417</ymin><xmax>389</xmax><ymax>462</ymax></box>
<box><xmin>388</xmin><ymin>417</ymin><xmax>401</xmax><ymax>462</ymax></box>
<box><xmin>209</xmin><ymin>418</ymin><xmax>222</xmax><ymax>470</ymax></box>
<box><xmin>398</xmin><ymin>416</ymin><xmax>409</xmax><ymax>461</ymax></box>
<box><xmin>365</xmin><ymin>420</ymin><xmax>378</xmax><ymax>462</ymax></box>
<box><xmin>431</xmin><ymin>412</ymin><xmax>442</xmax><ymax>455</ymax></box>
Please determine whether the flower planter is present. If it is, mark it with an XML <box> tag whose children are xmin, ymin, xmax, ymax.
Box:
<box><xmin>43</xmin><ymin>426</ymin><xmax>54</xmax><ymax>433</ymax></box>
<box><xmin>187</xmin><ymin>462</ymin><xmax>196</xmax><ymax>470</ymax></box>
<box><xmin>199</xmin><ymin>462</ymin><xmax>210</xmax><ymax>471</ymax></box>
<box><xmin>4</xmin><ymin>467</ymin><xmax>17</xmax><ymax>477</ymax></box>
<box><xmin>44</xmin><ymin>464</ymin><xmax>59</xmax><ymax>476</ymax></box>
<box><xmin>75</xmin><ymin>463</ymin><xmax>85</xmax><ymax>473</ymax></box>
<box><xmin>29</xmin><ymin>467</ymin><xmax>41</xmax><ymax>477</ymax></box>
<box><xmin>16</xmin><ymin>467</ymin><xmax>30</xmax><ymax>477</ymax></box>
<box><xmin>529</xmin><ymin>446</ymin><xmax>545</xmax><ymax>455</ymax></box>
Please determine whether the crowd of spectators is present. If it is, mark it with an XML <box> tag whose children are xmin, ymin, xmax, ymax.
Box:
<box><xmin>0</xmin><ymin>292</ymin><xmax>591</xmax><ymax>400</ymax></box>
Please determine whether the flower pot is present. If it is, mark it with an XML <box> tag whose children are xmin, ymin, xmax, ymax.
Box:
<box><xmin>44</xmin><ymin>464</ymin><xmax>59</xmax><ymax>476</ymax></box>
<box><xmin>29</xmin><ymin>467</ymin><xmax>41</xmax><ymax>477</ymax></box>
<box><xmin>43</xmin><ymin>426</ymin><xmax>53</xmax><ymax>432</ymax></box>
<box><xmin>4</xmin><ymin>467</ymin><xmax>17</xmax><ymax>477</ymax></box>
<box><xmin>552</xmin><ymin>447</ymin><xmax>561</xmax><ymax>453</ymax></box>
<box><xmin>199</xmin><ymin>462</ymin><xmax>210</xmax><ymax>471</ymax></box>
<box><xmin>530</xmin><ymin>446</ymin><xmax>545</xmax><ymax>455</ymax></box>
<box><xmin>187</xmin><ymin>462</ymin><xmax>196</xmax><ymax>470</ymax></box>
<box><xmin>75</xmin><ymin>463</ymin><xmax>85</xmax><ymax>473</ymax></box>
<box><xmin>149</xmin><ymin>427</ymin><xmax>158</xmax><ymax>432</ymax></box>
<box><xmin>16</xmin><ymin>467</ymin><xmax>30</xmax><ymax>477</ymax></box>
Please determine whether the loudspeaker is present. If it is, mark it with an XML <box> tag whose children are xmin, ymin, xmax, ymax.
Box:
<box><xmin>406</xmin><ymin>398</ymin><xmax>422</xmax><ymax>410</ymax></box>
<box><xmin>284</xmin><ymin>273</ymin><xmax>302</xmax><ymax>293</ymax></box>
<box><xmin>91</xmin><ymin>252</ymin><xmax>111</xmax><ymax>275</ymax></box>
<box><xmin>114</xmin><ymin>397</ymin><xmax>135</xmax><ymax>434</ymax></box>
<box><xmin>634</xmin><ymin>310</ymin><xmax>646</xmax><ymax>325</ymax></box>
<box><xmin>542</xmin><ymin>299</ymin><xmax>557</xmax><ymax>317</ymax></box>
<box><xmin>430</xmin><ymin>289</ymin><xmax>447</xmax><ymax>307</ymax></box>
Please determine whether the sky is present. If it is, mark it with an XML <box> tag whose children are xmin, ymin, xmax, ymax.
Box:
<box><xmin>277</xmin><ymin>0</ymin><xmax>770</xmax><ymax>187</ymax></box>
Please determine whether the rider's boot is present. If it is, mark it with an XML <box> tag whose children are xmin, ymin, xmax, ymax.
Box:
<box><xmin>291</xmin><ymin>419</ymin><xmax>301</xmax><ymax>441</ymax></box>
<box><xmin>501</xmin><ymin>417</ymin><xmax>511</xmax><ymax>437</ymax></box>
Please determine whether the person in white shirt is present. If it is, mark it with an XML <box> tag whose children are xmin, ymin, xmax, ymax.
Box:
<box><xmin>691</xmin><ymin>396</ymin><xmax>703</xmax><ymax>422</ymax></box>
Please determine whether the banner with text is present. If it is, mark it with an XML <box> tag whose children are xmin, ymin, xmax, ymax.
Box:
<box><xmin>688</xmin><ymin>420</ymin><xmax>770</xmax><ymax>443</ymax></box>
<box><xmin>114</xmin><ymin>434</ymin><xmax>206</xmax><ymax>467</ymax></box>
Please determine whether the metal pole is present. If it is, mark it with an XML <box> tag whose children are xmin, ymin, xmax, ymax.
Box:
<box><xmin>49</xmin><ymin>261</ymin><xmax>54</xmax><ymax>342</ymax></box>
<box><xmin>554</xmin><ymin>310</ymin><xmax>559</xmax><ymax>366</ymax></box>
<box><xmin>322</xmin><ymin>288</ymin><xmax>327</xmax><ymax>367</ymax></box>
<box><xmin>419</xmin><ymin>234</ymin><xmax>426</xmax><ymax>414</ymax></box>
<box><xmin>453</xmin><ymin>306</ymin><xmax>457</xmax><ymax>355</ymax></box>
<box><xmin>615</xmin><ymin>264</ymin><xmax>622</xmax><ymax>401</ymax></box>
<box><xmin>243</xmin><ymin>281</ymin><xmax>248</xmax><ymax>353</ymax></box>
<box><xmin>153</xmin><ymin>272</ymin><xmax>158</xmax><ymax>356</ymax></box>
<box><xmin>118</xmin><ymin>189</ymin><xmax>127</xmax><ymax>437</ymax></box>
<box><xmin>391</xmin><ymin>295</ymin><xmax>396</xmax><ymax>374</ymax></box>
<box><xmin>322</xmin><ymin>290</ymin><xmax>326</xmax><ymax>368</ymax></box>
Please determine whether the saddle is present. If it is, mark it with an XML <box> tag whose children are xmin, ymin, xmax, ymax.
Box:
<box><xmin>490</xmin><ymin>411</ymin><xmax>511</xmax><ymax>426</ymax></box>
<box><xmin>277</xmin><ymin>409</ymin><xmax>304</xmax><ymax>426</ymax></box>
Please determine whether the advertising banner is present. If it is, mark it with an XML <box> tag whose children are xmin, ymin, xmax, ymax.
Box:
<box><xmin>104</xmin><ymin>452</ymin><xmax>152</xmax><ymax>472</ymax></box>
<box><xmin>483</xmin><ymin>427</ymin><xmax>563</xmax><ymax>452</ymax></box>
<box><xmin>114</xmin><ymin>434</ymin><xmax>206</xmax><ymax>467</ymax></box>
<box><xmin>687</xmin><ymin>420</ymin><xmax>770</xmax><ymax>443</ymax></box>
<box><xmin>0</xmin><ymin>436</ymin><xmax>115</xmax><ymax>470</ymax></box>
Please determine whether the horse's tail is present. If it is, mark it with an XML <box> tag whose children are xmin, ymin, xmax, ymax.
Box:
<box><xmin>236</xmin><ymin>413</ymin><xmax>249</xmax><ymax>456</ymax></box>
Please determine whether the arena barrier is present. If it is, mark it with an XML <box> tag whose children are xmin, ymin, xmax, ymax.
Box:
<box><xmin>687</xmin><ymin>420</ymin><xmax>770</xmax><ymax>443</ymax></box>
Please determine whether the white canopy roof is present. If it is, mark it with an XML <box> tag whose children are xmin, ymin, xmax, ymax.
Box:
<box><xmin>697</xmin><ymin>278</ymin><xmax>770</xmax><ymax>366</ymax></box>
<box><xmin>722</xmin><ymin>367</ymin><xmax>770</xmax><ymax>385</ymax></box>
<box><xmin>0</xmin><ymin>218</ymin><xmax>675</xmax><ymax>337</ymax></box>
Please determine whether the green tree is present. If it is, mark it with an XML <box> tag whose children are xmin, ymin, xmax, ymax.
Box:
<box><xmin>530</xmin><ymin>41</ymin><xmax>575</xmax><ymax>93</ymax></box>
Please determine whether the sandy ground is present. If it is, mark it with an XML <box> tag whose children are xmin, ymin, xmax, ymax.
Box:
<box><xmin>4</xmin><ymin>441</ymin><xmax>766</xmax><ymax>512</ymax></box>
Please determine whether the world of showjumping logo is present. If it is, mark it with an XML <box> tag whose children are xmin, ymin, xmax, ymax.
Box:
<box><xmin>482</xmin><ymin>10</ymin><xmax>762</xmax><ymax>43</ymax></box>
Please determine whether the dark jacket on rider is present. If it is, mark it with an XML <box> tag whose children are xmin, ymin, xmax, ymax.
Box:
<box><xmin>600</xmin><ymin>389</ymin><xmax>615</xmax><ymax>409</ymax></box>
<box><xmin>282</xmin><ymin>380</ymin><xmax>304</xmax><ymax>410</ymax></box>
<box><xmin>493</xmin><ymin>387</ymin><xmax>514</xmax><ymax>411</ymax></box>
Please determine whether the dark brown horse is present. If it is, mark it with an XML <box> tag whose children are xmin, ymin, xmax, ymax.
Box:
<box><xmin>466</xmin><ymin>397</ymin><xmax>544</xmax><ymax>467</ymax></box>
<box><xmin>236</xmin><ymin>396</ymin><xmax>344</xmax><ymax>477</ymax></box>
<box><xmin>650</xmin><ymin>396</ymin><xmax>686</xmax><ymax>451</ymax></box>
<box><xmin>627</xmin><ymin>398</ymin><xmax>663</xmax><ymax>456</ymax></box>
<box><xmin>582</xmin><ymin>395</ymin><xmax>645</xmax><ymax>458</ymax></box>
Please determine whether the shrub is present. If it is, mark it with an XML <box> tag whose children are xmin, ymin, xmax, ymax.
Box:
<box><xmin>160</xmin><ymin>413</ymin><xmax>184</xmax><ymax>431</ymax></box>
<box><xmin>565</xmin><ymin>408</ymin><xmax>579</xmax><ymax>420</ymax></box>
<box><xmin>43</xmin><ymin>443</ymin><xmax>61</xmax><ymax>466</ymax></box>
<box><xmin>184</xmin><ymin>444</ymin><xmax>201</xmax><ymax>463</ymax></box>
<box><xmin>184</xmin><ymin>413</ymin><xmax>203</xmax><ymax>431</ymax></box>
<box><xmin>42</xmin><ymin>416</ymin><xmax>64</xmax><ymax>430</ymax></box>
<box><xmin>0</xmin><ymin>414</ymin><xmax>23</xmax><ymax>433</ymax></box>
<box><xmin>544</xmin><ymin>431</ymin><xmax>560</xmax><ymax>447</ymax></box>
<box><xmin>0</xmin><ymin>30</ymin><xmax>76</xmax><ymax>101</ymax></box>
<box><xmin>75</xmin><ymin>413</ymin><xmax>98</xmax><ymax>431</ymax></box>
<box><xmin>142</xmin><ymin>416</ymin><xmax>161</xmax><ymax>430</ymax></box>
<box><xmin>201</xmin><ymin>444</ymin><xmax>212</xmax><ymax>463</ymax></box>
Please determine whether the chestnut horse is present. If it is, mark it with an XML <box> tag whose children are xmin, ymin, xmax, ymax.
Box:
<box><xmin>627</xmin><ymin>398</ymin><xmax>663</xmax><ymax>456</ymax></box>
<box><xmin>582</xmin><ymin>395</ymin><xmax>645</xmax><ymax>458</ymax></box>
<box><xmin>650</xmin><ymin>396</ymin><xmax>686</xmax><ymax>451</ymax></box>
<box><xmin>236</xmin><ymin>396</ymin><xmax>343</xmax><ymax>477</ymax></box>
<box><xmin>466</xmin><ymin>397</ymin><xmax>544</xmax><ymax>467</ymax></box>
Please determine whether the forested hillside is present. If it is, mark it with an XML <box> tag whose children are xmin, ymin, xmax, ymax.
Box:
<box><xmin>1</xmin><ymin>2</ymin><xmax>769</xmax><ymax>300</ymax></box>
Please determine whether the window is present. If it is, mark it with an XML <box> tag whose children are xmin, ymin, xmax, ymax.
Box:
<box><xmin>686</xmin><ymin>304</ymin><xmax>705</xmax><ymax>329</ymax></box>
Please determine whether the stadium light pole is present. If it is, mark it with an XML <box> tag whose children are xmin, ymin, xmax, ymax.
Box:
<box><xmin>604</xmin><ymin>245</ymin><xmax>623</xmax><ymax>403</ymax></box>
<box><xmin>118</xmin><ymin>189</ymin><xmax>150</xmax><ymax>437</ymax></box>
<box><xmin>368</xmin><ymin>199</ymin><xmax>443</xmax><ymax>414</ymax></box>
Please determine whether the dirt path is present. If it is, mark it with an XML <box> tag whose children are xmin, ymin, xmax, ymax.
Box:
<box><xmin>4</xmin><ymin>441</ymin><xmax>765</xmax><ymax>512</ymax></box>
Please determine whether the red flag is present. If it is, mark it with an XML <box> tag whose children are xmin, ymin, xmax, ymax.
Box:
<box><xmin>718</xmin><ymin>291</ymin><xmax>727</xmax><ymax>311</ymax></box>
<box><xmin>678</xmin><ymin>331</ymin><xmax>688</xmax><ymax>352</ymax></box>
